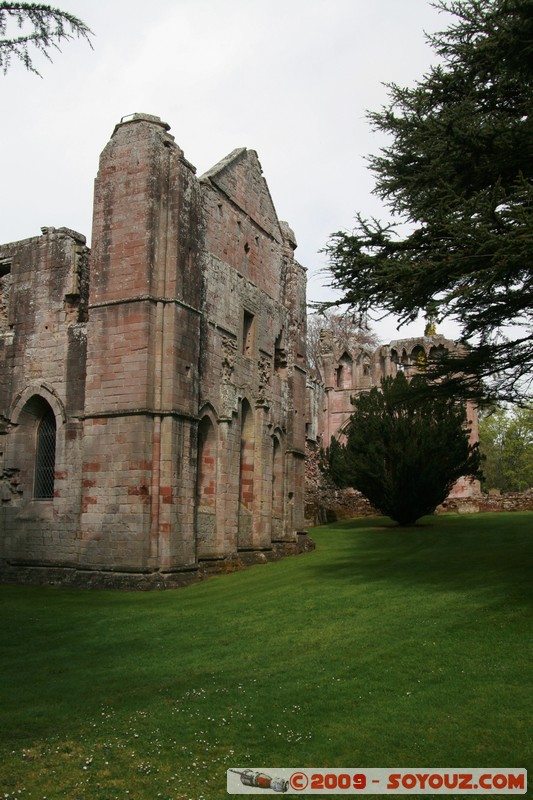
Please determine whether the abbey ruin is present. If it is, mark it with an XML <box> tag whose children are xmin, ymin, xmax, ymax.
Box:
<box><xmin>0</xmin><ymin>113</ymin><xmax>309</xmax><ymax>586</ymax></box>
<box><xmin>0</xmin><ymin>113</ymin><xmax>478</xmax><ymax>587</ymax></box>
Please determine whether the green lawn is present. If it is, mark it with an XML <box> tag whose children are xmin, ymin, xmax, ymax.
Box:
<box><xmin>0</xmin><ymin>513</ymin><xmax>532</xmax><ymax>799</ymax></box>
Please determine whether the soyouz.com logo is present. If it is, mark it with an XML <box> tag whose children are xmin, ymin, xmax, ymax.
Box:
<box><xmin>227</xmin><ymin>767</ymin><xmax>527</xmax><ymax>794</ymax></box>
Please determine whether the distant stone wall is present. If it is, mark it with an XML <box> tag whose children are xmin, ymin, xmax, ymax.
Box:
<box><xmin>305</xmin><ymin>486</ymin><xmax>377</xmax><ymax>526</ymax></box>
<box><xmin>305</xmin><ymin>438</ymin><xmax>533</xmax><ymax>524</ymax></box>
<box><xmin>307</xmin><ymin>486</ymin><xmax>533</xmax><ymax>525</ymax></box>
<box><xmin>438</xmin><ymin>490</ymin><xmax>533</xmax><ymax>514</ymax></box>
<box><xmin>304</xmin><ymin>439</ymin><xmax>377</xmax><ymax>525</ymax></box>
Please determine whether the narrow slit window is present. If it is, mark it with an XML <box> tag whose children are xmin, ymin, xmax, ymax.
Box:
<box><xmin>242</xmin><ymin>311</ymin><xmax>255</xmax><ymax>357</ymax></box>
<box><xmin>0</xmin><ymin>260</ymin><xmax>12</xmax><ymax>333</ymax></box>
<box><xmin>34</xmin><ymin>409</ymin><xmax>56</xmax><ymax>499</ymax></box>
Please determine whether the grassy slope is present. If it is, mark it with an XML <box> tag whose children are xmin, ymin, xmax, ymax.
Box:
<box><xmin>0</xmin><ymin>513</ymin><xmax>532</xmax><ymax>799</ymax></box>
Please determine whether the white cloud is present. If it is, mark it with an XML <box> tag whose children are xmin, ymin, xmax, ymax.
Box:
<box><xmin>1</xmin><ymin>0</ymin><xmax>456</xmax><ymax>341</ymax></box>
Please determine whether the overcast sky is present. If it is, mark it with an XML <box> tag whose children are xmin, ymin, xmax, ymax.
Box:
<box><xmin>1</xmin><ymin>0</ymin><xmax>459</xmax><ymax>342</ymax></box>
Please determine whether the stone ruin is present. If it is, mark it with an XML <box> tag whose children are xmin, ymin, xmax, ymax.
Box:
<box><xmin>305</xmin><ymin>330</ymin><xmax>481</xmax><ymax>523</ymax></box>
<box><xmin>0</xmin><ymin>113</ymin><xmax>310</xmax><ymax>587</ymax></box>
<box><xmin>0</xmin><ymin>113</ymin><xmax>490</xmax><ymax>588</ymax></box>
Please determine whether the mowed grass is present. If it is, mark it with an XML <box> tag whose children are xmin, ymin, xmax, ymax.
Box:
<box><xmin>0</xmin><ymin>513</ymin><xmax>532</xmax><ymax>800</ymax></box>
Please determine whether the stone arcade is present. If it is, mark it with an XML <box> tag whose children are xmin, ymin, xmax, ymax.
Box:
<box><xmin>0</xmin><ymin>114</ymin><xmax>309</xmax><ymax>587</ymax></box>
<box><xmin>305</xmin><ymin>328</ymin><xmax>480</xmax><ymax>520</ymax></box>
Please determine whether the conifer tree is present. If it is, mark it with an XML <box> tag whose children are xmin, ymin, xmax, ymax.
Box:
<box><xmin>322</xmin><ymin>0</ymin><xmax>533</xmax><ymax>404</ymax></box>
<box><xmin>323</xmin><ymin>372</ymin><xmax>482</xmax><ymax>525</ymax></box>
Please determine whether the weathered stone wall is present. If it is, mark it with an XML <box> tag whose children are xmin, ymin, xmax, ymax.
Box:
<box><xmin>196</xmin><ymin>149</ymin><xmax>307</xmax><ymax>557</ymax></box>
<box><xmin>438</xmin><ymin>490</ymin><xmax>533</xmax><ymax>514</ymax></box>
<box><xmin>0</xmin><ymin>113</ymin><xmax>312</xmax><ymax>586</ymax></box>
<box><xmin>304</xmin><ymin>438</ymin><xmax>377</xmax><ymax>526</ymax></box>
<box><xmin>0</xmin><ymin>228</ymin><xmax>88</xmax><ymax>565</ymax></box>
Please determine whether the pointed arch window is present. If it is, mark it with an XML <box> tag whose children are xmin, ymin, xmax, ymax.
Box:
<box><xmin>197</xmin><ymin>416</ymin><xmax>217</xmax><ymax>509</ymax></box>
<box><xmin>34</xmin><ymin>408</ymin><xmax>56</xmax><ymax>499</ymax></box>
<box><xmin>336</xmin><ymin>352</ymin><xmax>353</xmax><ymax>388</ymax></box>
<box><xmin>272</xmin><ymin>437</ymin><xmax>284</xmax><ymax>520</ymax></box>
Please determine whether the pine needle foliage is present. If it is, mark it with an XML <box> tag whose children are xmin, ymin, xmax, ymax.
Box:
<box><xmin>321</xmin><ymin>0</ymin><xmax>533</xmax><ymax>404</ymax></box>
<box><xmin>0</xmin><ymin>2</ymin><xmax>93</xmax><ymax>75</ymax></box>
<box><xmin>323</xmin><ymin>372</ymin><xmax>482</xmax><ymax>524</ymax></box>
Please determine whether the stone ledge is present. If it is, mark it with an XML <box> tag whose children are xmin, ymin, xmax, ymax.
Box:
<box><xmin>0</xmin><ymin>535</ymin><xmax>315</xmax><ymax>591</ymax></box>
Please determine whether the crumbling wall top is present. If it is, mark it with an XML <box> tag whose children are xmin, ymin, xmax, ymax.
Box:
<box><xmin>113</xmin><ymin>112</ymin><xmax>171</xmax><ymax>134</ymax></box>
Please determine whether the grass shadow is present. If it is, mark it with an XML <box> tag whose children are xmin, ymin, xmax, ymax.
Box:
<box><xmin>308</xmin><ymin>512</ymin><xmax>533</xmax><ymax>608</ymax></box>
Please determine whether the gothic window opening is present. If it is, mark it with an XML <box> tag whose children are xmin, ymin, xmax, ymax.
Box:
<box><xmin>271</xmin><ymin>437</ymin><xmax>284</xmax><ymax>537</ymax></box>
<box><xmin>237</xmin><ymin>399</ymin><xmax>256</xmax><ymax>547</ymax></box>
<box><xmin>34</xmin><ymin>407</ymin><xmax>56</xmax><ymax>499</ymax></box>
<box><xmin>0</xmin><ymin>259</ymin><xmax>12</xmax><ymax>333</ymax></box>
<box><xmin>274</xmin><ymin>330</ymin><xmax>287</xmax><ymax>376</ymax></box>
<box><xmin>242</xmin><ymin>311</ymin><xmax>255</xmax><ymax>357</ymax></box>
<box><xmin>336</xmin><ymin>352</ymin><xmax>353</xmax><ymax>389</ymax></box>
<box><xmin>412</xmin><ymin>345</ymin><xmax>426</xmax><ymax>371</ymax></box>
<box><xmin>396</xmin><ymin>349</ymin><xmax>408</xmax><ymax>372</ymax></box>
<box><xmin>429</xmin><ymin>344</ymin><xmax>447</xmax><ymax>362</ymax></box>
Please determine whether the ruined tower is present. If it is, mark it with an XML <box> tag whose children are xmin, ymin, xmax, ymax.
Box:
<box><xmin>80</xmin><ymin>114</ymin><xmax>203</xmax><ymax>572</ymax></box>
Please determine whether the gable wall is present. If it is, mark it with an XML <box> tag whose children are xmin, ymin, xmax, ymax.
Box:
<box><xmin>202</xmin><ymin>151</ymin><xmax>283</xmax><ymax>300</ymax></box>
